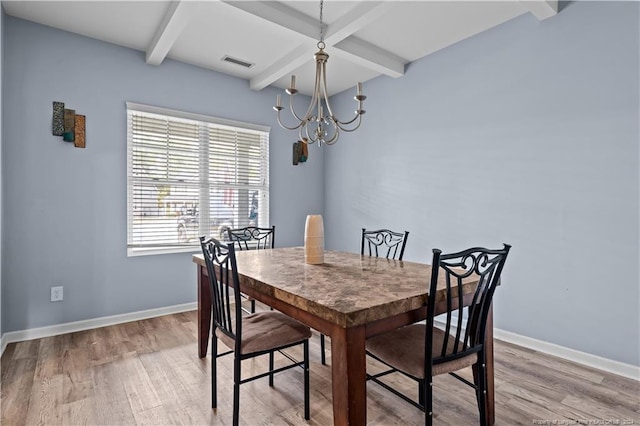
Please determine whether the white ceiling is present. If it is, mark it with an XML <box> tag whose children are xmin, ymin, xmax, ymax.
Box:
<box><xmin>2</xmin><ymin>1</ymin><xmax>558</xmax><ymax>97</ymax></box>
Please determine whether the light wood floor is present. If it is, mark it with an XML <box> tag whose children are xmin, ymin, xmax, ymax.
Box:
<box><xmin>2</xmin><ymin>310</ymin><xmax>638</xmax><ymax>425</ymax></box>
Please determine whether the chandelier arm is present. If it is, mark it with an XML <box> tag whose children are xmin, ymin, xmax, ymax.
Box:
<box><xmin>323</xmin><ymin>117</ymin><xmax>340</xmax><ymax>144</ymax></box>
<box><xmin>311</xmin><ymin>59</ymin><xmax>324</xmax><ymax>119</ymax></box>
<box><xmin>323</xmin><ymin>126</ymin><xmax>340</xmax><ymax>145</ymax></box>
<box><xmin>288</xmin><ymin>94</ymin><xmax>307</xmax><ymax>123</ymax></box>
<box><xmin>304</xmin><ymin>122</ymin><xmax>319</xmax><ymax>144</ymax></box>
<box><xmin>319</xmin><ymin>62</ymin><xmax>335</xmax><ymax>120</ymax></box>
<box><xmin>335</xmin><ymin>112</ymin><xmax>362</xmax><ymax>127</ymax></box>
<box><xmin>298</xmin><ymin>125</ymin><xmax>307</xmax><ymax>143</ymax></box>
<box><xmin>317</xmin><ymin>63</ymin><xmax>341</xmax><ymax>146</ymax></box>
<box><xmin>275</xmin><ymin>110</ymin><xmax>305</xmax><ymax>131</ymax></box>
<box><xmin>292</xmin><ymin>60</ymin><xmax>322</xmax><ymax>124</ymax></box>
<box><xmin>335</xmin><ymin>115</ymin><xmax>363</xmax><ymax>132</ymax></box>
<box><xmin>325</xmin><ymin>133</ymin><xmax>339</xmax><ymax>145</ymax></box>
<box><xmin>284</xmin><ymin>66</ymin><xmax>323</xmax><ymax>124</ymax></box>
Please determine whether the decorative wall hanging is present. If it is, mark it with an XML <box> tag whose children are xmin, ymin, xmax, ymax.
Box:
<box><xmin>74</xmin><ymin>114</ymin><xmax>86</xmax><ymax>148</ymax></box>
<box><xmin>52</xmin><ymin>101</ymin><xmax>86</xmax><ymax>148</ymax></box>
<box><xmin>63</xmin><ymin>108</ymin><xmax>75</xmax><ymax>141</ymax></box>
<box><xmin>52</xmin><ymin>102</ymin><xmax>64</xmax><ymax>136</ymax></box>
<box><xmin>292</xmin><ymin>140</ymin><xmax>309</xmax><ymax>165</ymax></box>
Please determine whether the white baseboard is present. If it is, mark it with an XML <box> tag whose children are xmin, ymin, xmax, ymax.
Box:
<box><xmin>0</xmin><ymin>302</ymin><xmax>197</xmax><ymax>356</ymax></box>
<box><xmin>493</xmin><ymin>328</ymin><xmax>639</xmax><ymax>381</ymax></box>
<box><xmin>433</xmin><ymin>318</ymin><xmax>639</xmax><ymax>381</ymax></box>
<box><xmin>0</xmin><ymin>333</ymin><xmax>8</xmax><ymax>357</ymax></box>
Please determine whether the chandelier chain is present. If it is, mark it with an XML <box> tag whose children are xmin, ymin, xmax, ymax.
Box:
<box><xmin>318</xmin><ymin>0</ymin><xmax>324</xmax><ymax>48</ymax></box>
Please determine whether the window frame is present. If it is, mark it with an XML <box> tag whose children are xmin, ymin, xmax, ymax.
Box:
<box><xmin>126</xmin><ymin>102</ymin><xmax>270</xmax><ymax>257</ymax></box>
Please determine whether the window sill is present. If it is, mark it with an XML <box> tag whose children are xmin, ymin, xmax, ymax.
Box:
<box><xmin>127</xmin><ymin>245</ymin><xmax>201</xmax><ymax>257</ymax></box>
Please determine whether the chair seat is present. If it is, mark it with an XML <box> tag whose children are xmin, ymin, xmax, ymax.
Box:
<box><xmin>217</xmin><ymin>311</ymin><xmax>311</xmax><ymax>355</ymax></box>
<box><xmin>366</xmin><ymin>324</ymin><xmax>477</xmax><ymax>378</ymax></box>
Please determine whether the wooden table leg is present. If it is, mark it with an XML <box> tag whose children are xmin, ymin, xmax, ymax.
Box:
<box><xmin>330</xmin><ymin>325</ymin><xmax>367</xmax><ymax>425</ymax></box>
<box><xmin>485</xmin><ymin>304</ymin><xmax>495</xmax><ymax>425</ymax></box>
<box><xmin>197</xmin><ymin>265</ymin><xmax>212</xmax><ymax>358</ymax></box>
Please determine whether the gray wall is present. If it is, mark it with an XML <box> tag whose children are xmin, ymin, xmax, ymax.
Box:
<box><xmin>1</xmin><ymin>17</ymin><xmax>323</xmax><ymax>333</ymax></box>
<box><xmin>325</xmin><ymin>1</ymin><xmax>639</xmax><ymax>366</ymax></box>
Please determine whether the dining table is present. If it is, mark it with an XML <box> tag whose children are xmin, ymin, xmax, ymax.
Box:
<box><xmin>192</xmin><ymin>246</ymin><xmax>495</xmax><ymax>425</ymax></box>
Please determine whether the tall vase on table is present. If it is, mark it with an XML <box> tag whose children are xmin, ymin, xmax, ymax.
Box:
<box><xmin>304</xmin><ymin>215</ymin><xmax>324</xmax><ymax>264</ymax></box>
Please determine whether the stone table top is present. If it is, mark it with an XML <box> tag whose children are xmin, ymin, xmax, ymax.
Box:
<box><xmin>193</xmin><ymin>246</ymin><xmax>478</xmax><ymax>328</ymax></box>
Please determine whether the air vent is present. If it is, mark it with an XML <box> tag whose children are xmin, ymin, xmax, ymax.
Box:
<box><xmin>222</xmin><ymin>55</ymin><xmax>254</xmax><ymax>69</ymax></box>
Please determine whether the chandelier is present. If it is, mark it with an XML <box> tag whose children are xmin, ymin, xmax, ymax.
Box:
<box><xmin>273</xmin><ymin>0</ymin><xmax>366</xmax><ymax>146</ymax></box>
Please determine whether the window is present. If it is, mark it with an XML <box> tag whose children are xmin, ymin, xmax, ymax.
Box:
<box><xmin>126</xmin><ymin>102</ymin><xmax>269</xmax><ymax>256</ymax></box>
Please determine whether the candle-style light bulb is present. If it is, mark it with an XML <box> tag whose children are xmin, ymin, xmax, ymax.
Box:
<box><xmin>276</xmin><ymin>94</ymin><xmax>281</xmax><ymax>107</ymax></box>
<box><xmin>290</xmin><ymin>75</ymin><xmax>296</xmax><ymax>90</ymax></box>
<box><xmin>357</xmin><ymin>82</ymin><xmax>363</xmax><ymax>96</ymax></box>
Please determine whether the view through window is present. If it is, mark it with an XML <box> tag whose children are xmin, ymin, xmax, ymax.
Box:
<box><xmin>126</xmin><ymin>103</ymin><xmax>270</xmax><ymax>255</ymax></box>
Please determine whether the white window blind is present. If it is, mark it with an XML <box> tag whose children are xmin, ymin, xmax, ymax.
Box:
<box><xmin>126</xmin><ymin>102</ymin><xmax>269</xmax><ymax>256</ymax></box>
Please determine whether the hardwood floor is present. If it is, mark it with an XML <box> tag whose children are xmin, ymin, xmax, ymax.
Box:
<box><xmin>2</xmin><ymin>310</ymin><xmax>638</xmax><ymax>425</ymax></box>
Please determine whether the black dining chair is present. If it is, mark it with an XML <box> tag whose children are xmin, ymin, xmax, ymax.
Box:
<box><xmin>365</xmin><ymin>244</ymin><xmax>511</xmax><ymax>425</ymax></box>
<box><xmin>199</xmin><ymin>236</ymin><xmax>310</xmax><ymax>426</ymax></box>
<box><xmin>319</xmin><ymin>227</ymin><xmax>409</xmax><ymax>365</ymax></box>
<box><xmin>226</xmin><ymin>225</ymin><xmax>275</xmax><ymax>313</ymax></box>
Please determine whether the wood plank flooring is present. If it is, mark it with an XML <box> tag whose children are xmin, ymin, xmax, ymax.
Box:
<box><xmin>2</xmin><ymin>310</ymin><xmax>638</xmax><ymax>425</ymax></box>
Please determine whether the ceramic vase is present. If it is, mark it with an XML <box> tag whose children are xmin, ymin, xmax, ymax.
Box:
<box><xmin>304</xmin><ymin>215</ymin><xmax>324</xmax><ymax>264</ymax></box>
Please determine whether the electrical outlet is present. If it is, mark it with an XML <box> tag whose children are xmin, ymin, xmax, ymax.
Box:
<box><xmin>51</xmin><ymin>286</ymin><xmax>64</xmax><ymax>302</ymax></box>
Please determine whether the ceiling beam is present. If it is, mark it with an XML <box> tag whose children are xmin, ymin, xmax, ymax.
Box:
<box><xmin>322</xmin><ymin>1</ymin><xmax>404</xmax><ymax>77</ymax></box>
<box><xmin>323</xmin><ymin>1</ymin><xmax>391</xmax><ymax>45</ymax></box>
<box><xmin>249</xmin><ymin>44</ymin><xmax>312</xmax><ymax>91</ymax></box>
<box><xmin>221</xmin><ymin>1</ymin><xmax>318</xmax><ymax>39</ymax></box>
<box><xmin>225</xmin><ymin>0</ymin><xmax>405</xmax><ymax>91</ymax></box>
<box><xmin>334</xmin><ymin>37</ymin><xmax>404</xmax><ymax>78</ymax></box>
<box><xmin>521</xmin><ymin>0</ymin><xmax>558</xmax><ymax>20</ymax></box>
<box><xmin>146</xmin><ymin>1</ymin><xmax>199</xmax><ymax>66</ymax></box>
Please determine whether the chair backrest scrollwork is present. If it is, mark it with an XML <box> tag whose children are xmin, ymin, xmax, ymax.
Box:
<box><xmin>227</xmin><ymin>226</ymin><xmax>275</xmax><ymax>251</ymax></box>
<box><xmin>361</xmin><ymin>228</ymin><xmax>409</xmax><ymax>260</ymax></box>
